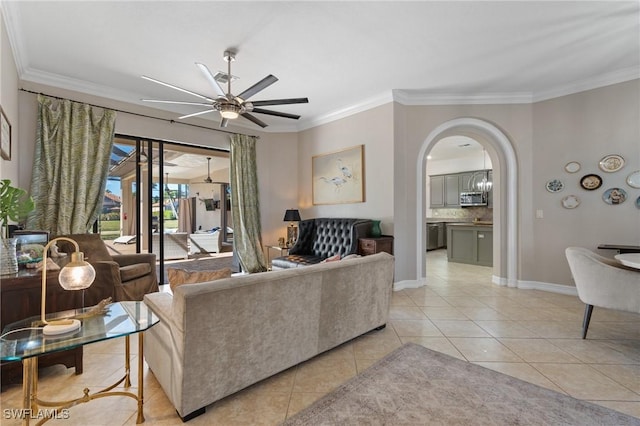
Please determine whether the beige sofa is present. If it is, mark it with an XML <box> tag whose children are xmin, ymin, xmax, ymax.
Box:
<box><xmin>143</xmin><ymin>252</ymin><xmax>394</xmax><ymax>421</ymax></box>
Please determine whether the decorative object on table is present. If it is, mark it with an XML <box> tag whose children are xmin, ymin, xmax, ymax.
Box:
<box><xmin>0</xmin><ymin>106</ymin><xmax>10</xmax><ymax>160</ymax></box>
<box><xmin>564</xmin><ymin>161</ymin><xmax>581</xmax><ymax>173</ymax></box>
<box><xmin>545</xmin><ymin>178</ymin><xmax>564</xmax><ymax>193</ymax></box>
<box><xmin>13</xmin><ymin>229</ymin><xmax>49</xmax><ymax>266</ymax></box>
<box><xmin>561</xmin><ymin>195</ymin><xmax>580</xmax><ymax>209</ymax></box>
<box><xmin>278</xmin><ymin>237</ymin><xmax>285</xmax><ymax>248</ymax></box>
<box><xmin>625</xmin><ymin>170</ymin><xmax>640</xmax><ymax>188</ymax></box>
<box><xmin>39</xmin><ymin>237</ymin><xmax>96</xmax><ymax>335</ymax></box>
<box><xmin>598</xmin><ymin>154</ymin><xmax>624</xmax><ymax>173</ymax></box>
<box><xmin>0</xmin><ymin>180</ymin><xmax>35</xmax><ymax>275</ymax></box>
<box><xmin>370</xmin><ymin>220</ymin><xmax>382</xmax><ymax>237</ymax></box>
<box><xmin>283</xmin><ymin>209</ymin><xmax>302</xmax><ymax>247</ymax></box>
<box><xmin>602</xmin><ymin>187</ymin><xmax>627</xmax><ymax>205</ymax></box>
<box><xmin>579</xmin><ymin>174</ymin><xmax>602</xmax><ymax>190</ymax></box>
<box><xmin>312</xmin><ymin>144</ymin><xmax>364</xmax><ymax>205</ymax></box>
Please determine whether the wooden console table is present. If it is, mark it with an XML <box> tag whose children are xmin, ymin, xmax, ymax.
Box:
<box><xmin>358</xmin><ymin>236</ymin><xmax>394</xmax><ymax>256</ymax></box>
<box><xmin>1</xmin><ymin>264</ymin><xmax>84</xmax><ymax>386</ymax></box>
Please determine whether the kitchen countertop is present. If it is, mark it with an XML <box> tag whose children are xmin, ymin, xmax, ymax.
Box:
<box><xmin>446</xmin><ymin>222</ymin><xmax>493</xmax><ymax>227</ymax></box>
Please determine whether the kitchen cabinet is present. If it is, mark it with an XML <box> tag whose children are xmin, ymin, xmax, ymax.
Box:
<box><xmin>459</xmin><ymin>172</ymin><xmax>475</xmax><ymax>192</ymax></box>
<box><xmin>446</xmin><ymin>224</ymin><xmax>493</xmax><ymax>266</ymax></box>
<box><xmin>444</xmin><ymin>175</ymin><xmax>460</xmax><ymax>207</ymax></box>
<box><xmin>430</xmin><ymin>175</ymin><xmax>444</xmax><ymax>208</ymax></box>
<box><xmin>429</xmin><ymin>169</ymin><xmax>492</xmax><ymax>209</ymax></box>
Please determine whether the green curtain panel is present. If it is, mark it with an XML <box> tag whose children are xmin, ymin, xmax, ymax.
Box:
<box><xmin>230</xmin><ymin>134</ymin><xmax>267</xmax><ymax>273</ymax></box>
<box><xmin>27</xmin><ymin>95</ymin><xmax>116</xmax><ymax>235</ymax></box>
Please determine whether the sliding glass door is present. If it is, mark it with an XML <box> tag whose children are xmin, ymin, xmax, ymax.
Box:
<box><xmin>103</xmin><ymin>135</ymin><xmax>230</xmax><ymax>284</ymax></box>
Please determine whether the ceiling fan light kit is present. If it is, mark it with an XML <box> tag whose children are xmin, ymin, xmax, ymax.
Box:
<box><xmin>142</xmin><ymin>49</ymin><xmax>308</xmax><ymax>128</ymax></box>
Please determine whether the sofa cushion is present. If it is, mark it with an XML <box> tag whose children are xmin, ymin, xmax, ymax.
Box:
<box><xmin>168</xmin><ymin>267</ymin><xmax>232</xmax><ymax>292</ymax></box>
<box><xmin>120</xmin><ymin>263</ymin><xmax>152</xmax><ymax>282</ymax></box>
<box><xmin>321</xmin><ymin>254</ymin><xmax>341</xmax><ymax>263</ymax></box>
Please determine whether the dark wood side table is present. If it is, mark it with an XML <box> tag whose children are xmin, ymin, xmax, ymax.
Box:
<box><xmin>358</xmin><ymin>236</ymin><xmax>394</xmax><ymax>256</ymax></box>
<box><xmin>1</xmin><ymin>264</ymin><xmax>84</xmax><ymax>387</ymax></box>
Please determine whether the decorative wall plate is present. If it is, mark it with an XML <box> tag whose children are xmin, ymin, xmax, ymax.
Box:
<box><xmin>626</xmin><ymin>170</ymin><xmax>640</xmax><ymax>188</ymax></box>
<box><xmin>564</xmin><ymin>161</ymin><xmax>581</xmax><ymax>173</ymax></box>
<box><xmin>580</xmin><ymin>174</ymin><xmax>602</xmax><ymax>190</ymax></box>
<box><xmin>602</xmin><ymin>187</ymin><xmax>627</xmax><ymax>205</ymax></box>
<box><xmin>545</xmin><ymin>179</ymin><xmax>564</xmax><ymax>193</ymax></box>
<box><xmin>561</xmin><ymin>195</ymin><xmax>580</xmax><ymax>209</ymax></box>
<box><xmin>598</xmin><ymin>154</ymin><xmax>624</xmax><ymax>173</ymax></box>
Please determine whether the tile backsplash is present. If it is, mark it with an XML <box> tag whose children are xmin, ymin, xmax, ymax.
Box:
<box><xmin>430</xmin><ymin>207</ymin><xmax>493</xmax><ymax>221</ymax></box>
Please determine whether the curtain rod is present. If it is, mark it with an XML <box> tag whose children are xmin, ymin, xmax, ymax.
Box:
<box><xmin>19</xmin><ymin>88</ymin><xmax>257</xmax><ymax>138</ymax></box>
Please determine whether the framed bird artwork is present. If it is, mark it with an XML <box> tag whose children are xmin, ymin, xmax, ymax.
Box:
<box><xmin>312</xmin><ymin>145</ymin><xmax>364</xmax><ymax>205</ymax></box>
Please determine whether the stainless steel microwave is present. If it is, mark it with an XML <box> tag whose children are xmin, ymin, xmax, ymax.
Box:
<box><xmin>460</xmin><ymin>191</ymin><xmax>487</xmax><ymax>207</ymax></box>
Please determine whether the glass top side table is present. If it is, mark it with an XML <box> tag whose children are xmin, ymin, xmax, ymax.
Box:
<box><xmin>0</xmin><ymin>302</ymin><xmax>158</xmax><ymax>425</ymax></box>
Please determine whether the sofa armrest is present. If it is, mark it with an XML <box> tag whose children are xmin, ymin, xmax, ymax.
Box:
<box><xmin>112</xmin><ymin>253</ymin><xmax>157</xmax><ymax>267</ymax></box>
<box><xmin>144</xmin><ymin>292</ymin><xmax>175</xmax><ymax>327</ymax></box>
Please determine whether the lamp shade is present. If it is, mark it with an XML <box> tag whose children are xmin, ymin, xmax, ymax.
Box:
<box><xmin>283</xmin><ymin>209</ymin><xmax>301</xmax><ymax>222</ymax></box>
<box><xmin>58</xmin><ymin>252</ymin><xmax>96</xmax><ymax>290</ymax></box>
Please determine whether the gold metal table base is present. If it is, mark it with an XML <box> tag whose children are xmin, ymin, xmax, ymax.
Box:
<box><xmin>20</xmin><ymin>333</ymin><xmax>146</xmax><ymax>425</ymax></box>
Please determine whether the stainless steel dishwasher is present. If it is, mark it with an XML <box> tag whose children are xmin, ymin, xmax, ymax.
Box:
<box><xmin>427</xmin><ymin>223</ymin><xmax>439</xmax><ymax>250</ymax></box>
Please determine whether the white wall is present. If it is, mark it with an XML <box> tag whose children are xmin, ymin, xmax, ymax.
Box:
<box><xmin>0</xmin><ymin>8</ymin><xmax>19</xmax><ymax>184</ymax></box>
<box><xmin>531</xmin><ymin>80</ymin><xmax>640</xmax><ymax>285</ymax></box>
<box><xmin>298</xmin><ymin>103</ymin><xmax>395</xmax><ymax>232</ymax></box>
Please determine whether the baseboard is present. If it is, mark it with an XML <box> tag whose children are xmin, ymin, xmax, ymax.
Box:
<box><xmin>393</xmin><ymin>278</ymin><xmax>427</xmax><ymax>291</ymax></box>
<box><xmin>395</xmin><ymin>276</ymin><xmax>577</xmax><ymax>297</ymax></box>
<box><xmin>517</xmin><ymin>279</ymin><xmax>578</xmax><ymax>296</ymax></box>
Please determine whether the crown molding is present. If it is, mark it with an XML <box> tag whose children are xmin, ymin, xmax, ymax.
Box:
<box><xmin>393</xmin><ymin>90</ymin><xmax>534</xmax><ymax>105</ymax></box>
<box><xmin>531</xmin><ymin>66</ymin><xmax>640</xmax><ymax>102</ymax></box>
<box><xmin>297</xmin><ymin>91</ymin><xmax>394</xmax><ymax>132</ymax></box>
<box><xmin>2</xmin><ymin>0</ymin><xmax>26</xmax><ymax>76</ymax></box>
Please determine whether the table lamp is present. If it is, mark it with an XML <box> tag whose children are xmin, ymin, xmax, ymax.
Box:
<box><xmin>283</xmin><ymin>209</ymin><xmax>301</xmax><ymax>247</ymax></box>
<box><xmin>40</xmin><ymin>237</ymin><xmax>96</xmax><ymax>335</ymax></box>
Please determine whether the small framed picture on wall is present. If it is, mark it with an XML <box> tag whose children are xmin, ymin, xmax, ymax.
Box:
<box><xmin>0</xmin><ymin>107</ymin><xmax>11</xmax><ymax>160</ymax></box>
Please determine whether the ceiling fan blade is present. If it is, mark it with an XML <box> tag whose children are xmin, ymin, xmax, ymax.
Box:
<box><xmin>252</xmin><ymin>108</ymin><xmax>301</xmax><ymax>120</ymax></box>
<box><xmin>220</xmin><ymin>117</ymin><xmax>229</xmax><ymax>128</ymax></box>
<box><xmin>195</xmin><ymin>62</ymin><xmax>226</xmax><ymax>97</ymax></box>
<box><xmin>236</xmin><ymin>75</ymin><xmax>278</xmax><ymax>102</ymax></box>
<box><xmin>178</xmin><ymin>109</ymin><xmax>215</xmax><ymax>119</ymax></box>
<box><xmin>241</xmin><ymin>112</ymin><xmax>268</xmax><ymax>128</ymax></box>
<box><xmin>142</xmin><ymin>75</ymin><xmax>217</xmax><ymax>102</ymax></box>
<box><xmin>251</xmin><ymin>98</ymin><xmax>309</xmax><ymax>107</ymax></box>
<box><xmin>141</xmin><ymin>99</ymin><xmax>213</xmax><ymax>107</ymax></box>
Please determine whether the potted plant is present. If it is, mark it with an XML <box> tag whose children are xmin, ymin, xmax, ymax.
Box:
<box><xmin>0</xmin><ymin>179</ymin><xmax>35</xmax><ymax>274</ymax></box>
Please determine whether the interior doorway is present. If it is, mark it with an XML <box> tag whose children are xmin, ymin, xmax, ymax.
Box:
<box><xmin>416</xmin><ymin>118</ymin><xmax>519</xmax><ymax>287</ymax></box>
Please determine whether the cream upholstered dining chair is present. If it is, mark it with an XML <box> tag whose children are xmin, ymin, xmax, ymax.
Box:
<box><xmin>565</xmin><ymin>247</ymin><xmax>640</xmax><ymax>339</ymax></box>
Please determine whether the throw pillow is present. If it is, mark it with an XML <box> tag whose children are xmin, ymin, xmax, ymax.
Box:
<box><xmin>341</xmin><ymin>254</ymin><xmax>361</xmax><ymax>261</ymax></box>
<box><xmin>168</xmin><ymin>267</ymin><xmax>232</xmax><ymax>292</ymax></box>
<box><xmin>322</xmin><ymin>254</ymin><xmax>341</xmax><ymax>263</ymax></box>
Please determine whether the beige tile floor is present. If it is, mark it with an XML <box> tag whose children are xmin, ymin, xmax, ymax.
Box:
<box><xmin>1</xmin><ymin>249</ymin><xmax>639</xmax><ymax>424</ymax></box>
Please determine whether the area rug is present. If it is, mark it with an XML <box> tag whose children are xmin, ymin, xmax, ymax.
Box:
<box><xmin>284</xmin><ymin>343</ymin><xmax>640</xmax><ymax>425</ymax></box>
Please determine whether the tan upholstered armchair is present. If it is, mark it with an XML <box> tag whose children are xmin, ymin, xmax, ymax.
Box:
<box><xmin>57</xmin><ymin>234</ymin><xmax>159</xmax><ymax>305</ymax></box>
<box><xmin>565</xmin><ymin>247</ymin><xmax>640</xmax><ymax>339</ymax></box>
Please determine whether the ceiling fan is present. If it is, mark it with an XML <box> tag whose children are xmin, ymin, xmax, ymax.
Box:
<box><xmin>141</xmin><ymin>50</ymin><xmax>309</xmax><ymax>128</ymax></box>
<box><xmin>202</xmin><ymin>157</ymin><xmax>226</xmax><ymax>184</ymax></box>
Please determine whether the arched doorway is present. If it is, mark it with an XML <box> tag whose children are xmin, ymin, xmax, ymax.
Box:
<box><xmin>416</xmin><ymin>118</ymin><xmax>518</xmax><ymax>287</ymax></box>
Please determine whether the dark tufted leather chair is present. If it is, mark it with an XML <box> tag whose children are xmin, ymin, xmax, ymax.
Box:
<box><xmin>271</xmin><ymin>218</ymin><xmax>372</xmax><ymax>269</ymax></box>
